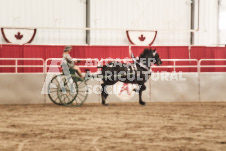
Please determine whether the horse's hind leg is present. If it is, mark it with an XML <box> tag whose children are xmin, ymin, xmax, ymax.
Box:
<box><xmin>101</xmin><ymin>83</ymin><xmax>109</xmax><ymax>106</ymax></box>
<box><xmin>101</xmin><ymin>81</ymin><xmax>117</xmax><ymax>106</ymax></box>
<box><xmin>138</xmin><ymin>84</ymin><xmax>146</xmax><ymax>106</ymax></box>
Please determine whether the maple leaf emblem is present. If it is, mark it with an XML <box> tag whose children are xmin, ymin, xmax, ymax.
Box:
<box><xmin>138</xmin><ymin>34</ymin><xmax>145</xmax><ymax>41</ymax></box>
<box><xmin>15</xmin><ymin>32</ymin><xmax>23</xmax><ymax>40</ymax></box>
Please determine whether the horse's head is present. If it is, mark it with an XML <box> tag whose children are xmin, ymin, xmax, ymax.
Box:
<box><xmin>152</xmin><ymin>49</ymin><xmax>162</xmax><ymax>65</ymax></box>
<box><xmin>139</xmin><ymin>48</ymin><xmax>162</xmax><ymax>67</ymax></box>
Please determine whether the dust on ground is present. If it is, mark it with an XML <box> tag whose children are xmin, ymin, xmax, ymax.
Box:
<box><xmin>0</xmin><ymin>102</ymin><xmax>226</xmax><ymax>151</ymax></box>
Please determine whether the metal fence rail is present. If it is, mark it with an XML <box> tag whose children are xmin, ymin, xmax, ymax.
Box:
<box><xmin>0</xmin><ymin>58</ymin><xmax>45</xmax><ymax>73</ymax></box>
<box><xmin>198</xmin><ymin>59</ymin><xmax>226</xmax><ymax>72</ymax></box>
<box><xmin>152</xmin><ymin>59</ymin><xmax>198</xmax><ymax>71</ymax></box>
<box><xmin>2</xmin><ymin>58</ymin><xmax>226</xmax><ymax>74</ymax></box>
<box><xmin>0</xmin><ymin>58</ymin><xmax>201</xmax><ymax>73</ymax></box>
<box><xmin>45</xmin><ymin>58</ymin><xmax>199</xmax><ymax>73</ymax></box>
<box><xmin>45</xmin><ymin>58</ymin><xmax>100</xmax><ymax>74</ymax></box>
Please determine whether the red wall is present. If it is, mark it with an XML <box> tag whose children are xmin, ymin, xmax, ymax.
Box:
<box><xmin>0</xmin><ymin>44</ymin><xmax>226</xmax><ymax>72</ymax></box>
<box><xmin>191</xmin><ymin>46</ymin><xmax>226</xmax><ymax>72</ymax></box>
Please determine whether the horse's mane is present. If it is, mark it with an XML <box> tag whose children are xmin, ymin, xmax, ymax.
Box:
<box><xmin>139</xmin><ymin>48</ymin><xmax>154</xmax><ymax>58</ymax></box>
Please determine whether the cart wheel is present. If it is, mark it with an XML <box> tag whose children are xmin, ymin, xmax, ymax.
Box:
<box><xmin>63</xmin><ymin>76</ymin><xmax>88</xmax><ymax>107</ymax></box>
<box><xmin>48</xmin><ymin>74</ymin><xmax>77</xmax><ymax>105</ymax></box>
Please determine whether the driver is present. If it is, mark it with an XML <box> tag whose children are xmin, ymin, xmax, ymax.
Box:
<box><xmin>62</xmin><ymin>46</ymin><xmax>84</xmax><ymax>78</ymax></box>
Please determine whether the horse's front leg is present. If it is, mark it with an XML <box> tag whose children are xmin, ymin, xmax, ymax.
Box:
<box><xmin>101</xmin><ymin>83</ymin><xmax>109</xmax><ymax>106</ymax></box>
<box><xmin>138</xmin><ymin>84</ymin><xmax>146</xmax><ymax>105</ymax></box>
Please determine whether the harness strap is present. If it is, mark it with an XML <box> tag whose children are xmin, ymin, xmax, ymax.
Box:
<box><xmin>131</xmin><ymin>52</ymin><xmax>152</xmax><ymax>75</ymax></box>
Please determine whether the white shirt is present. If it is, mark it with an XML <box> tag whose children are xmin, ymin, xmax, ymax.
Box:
<box><xmin>62</xmin><ymin>53</ymin><xmax>74</xmax><ymax>68</ymax></box>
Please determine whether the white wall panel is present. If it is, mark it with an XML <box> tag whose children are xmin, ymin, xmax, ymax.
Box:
<box><xmin>150</xmin><ymin>73</ymin><xmax>199</xmax><ymax>102</ymax></box>
<box><xmin>0</xmin><ymin>74</ymin><xmax>45</xmax><ymax>104</ymax></box>
<box><xmin>2</xmin><ymin>73</ymin><xmax>226</xmax><ymax>104</ymax></box>
<box><xmin>89</xmin><ymin>0</ymin><xmax>191</xmax><ymax>45</ymax></box>
<box><xmin>199</xmin><ymin>73</ymin><xmax>226</xmax><ymax>101</ymax></box>
<box><xmin>0</xmin><ymin>0</ymin><xmax>222</xmax><ymax>46</ymax></box>
<box><xmin>0</xmin><ymin>0</ymin><xmax>86</xmax><ymax>45</ymax></box>
<box><xmin>219</xmin><ymin>0</ymin><xmax>226</xmax><ymax>45</ymax></box>
<box><xmin>194</xmin><ymin>0</ymin><xmax>219</xmax><ymax>45</ymax></box>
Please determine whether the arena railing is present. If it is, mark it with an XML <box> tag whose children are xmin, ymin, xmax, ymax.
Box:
<box><xmin>0</xmin><ymin>58</ymin><xmax>199</xmax><ymax>74</ymax></box>
<box><xmin>100</xmin><ymin>58</ymin><xmax>199</xmax><ymax>72</ymax></box>
<box><xmin>45</xmin><ymin>58</ymin><xmax>100</xmax><ymax>74</ymax></box>
<box><xmin>198</xmin><ymin>59</ymin><xmax>226</xmax><ymax>72</ymax></box>
<box><xmin>0</xmin><ymin>58</ymin><xmax>45</xmax><ymax>73</ymax></box>
<box><xmin>152</xmin><ymin>59</ymin><xmax>198</xmax><ymax>71</ymax></box>
<box><xmin>99</xmin><ymin>58</ymin><xmax>133</xmax><ymax>64</ymax></box>
<box><xmin>44</xmin><ymin>58</ymin><xmax>199</xmax><ymax>73</ymax></box>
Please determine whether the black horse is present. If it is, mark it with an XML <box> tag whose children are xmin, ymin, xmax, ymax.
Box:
<box><xmin>99</xmin><ymin>48</ymin><xmax>162</xmax><ymax>106</ymax></box>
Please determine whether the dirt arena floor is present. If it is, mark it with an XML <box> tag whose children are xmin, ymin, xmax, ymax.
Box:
<box><xmin>0</xmin><ymin>102</ymin><xmax>226</xmax><ymax>151</ymax></box>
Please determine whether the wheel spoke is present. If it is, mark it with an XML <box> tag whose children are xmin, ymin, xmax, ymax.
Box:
<box><xmin>77</xmin><ymin>81</ymin><xmax>85</xmax><ymax>87</ymax></box>
<box><xmin>77</xmin><ymin>90</ymin><xmax>87</xmax><ymax>93</ymax></box>
<box><xmin>69</xmin><ymin>93</ymin><xmax>76</xmax><ymax>98</ymax></box>
<box><xmin>77</xmin><ymin>95</ymin><xmax>84</xmax><ymax>101</ymax></box>
<box><xmin>78</xmin><ymin>93</ymin><xmax>86</xmax><ymax>97</ymax></box>
<box><xmin>50</xmin><ymin>93</ymin><xmax>58</xmax><ymax>98</ymax></box>
<box><xmin>49</xmin><ymin>89</ymin><xmax>58</xmax><ymax>93</ymax></box>
<box><xmin>58</xmin><ymin>92</ymin><xmax>64</xmax><ymax>103</ymax></box>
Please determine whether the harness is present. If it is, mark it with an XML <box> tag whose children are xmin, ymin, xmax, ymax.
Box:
<box><xmin>130</xmin><ymin>52</ymin><xmax>152</xmax><ymax>75</ymax></box>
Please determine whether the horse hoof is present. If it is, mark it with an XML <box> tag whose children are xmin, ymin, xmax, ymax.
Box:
<box><xmin>102</xmin><ymin>101</ymin><xmax>109</xmax><ymax>106</ymax></box>
<box><xmin>139</xmin><ymin>102</ymin><xmax>146</xmax><ymax>106</ymax></box>
<box><xmin>133</xmin><ymin>88</ymin><xmax>139</xmax><ymax>92</ymax></box>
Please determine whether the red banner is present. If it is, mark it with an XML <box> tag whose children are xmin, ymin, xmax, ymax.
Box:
<box><xmin>0</xmin><ymin>45</ymin><xmax>226</xmax><ymax>73</ymax></box>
